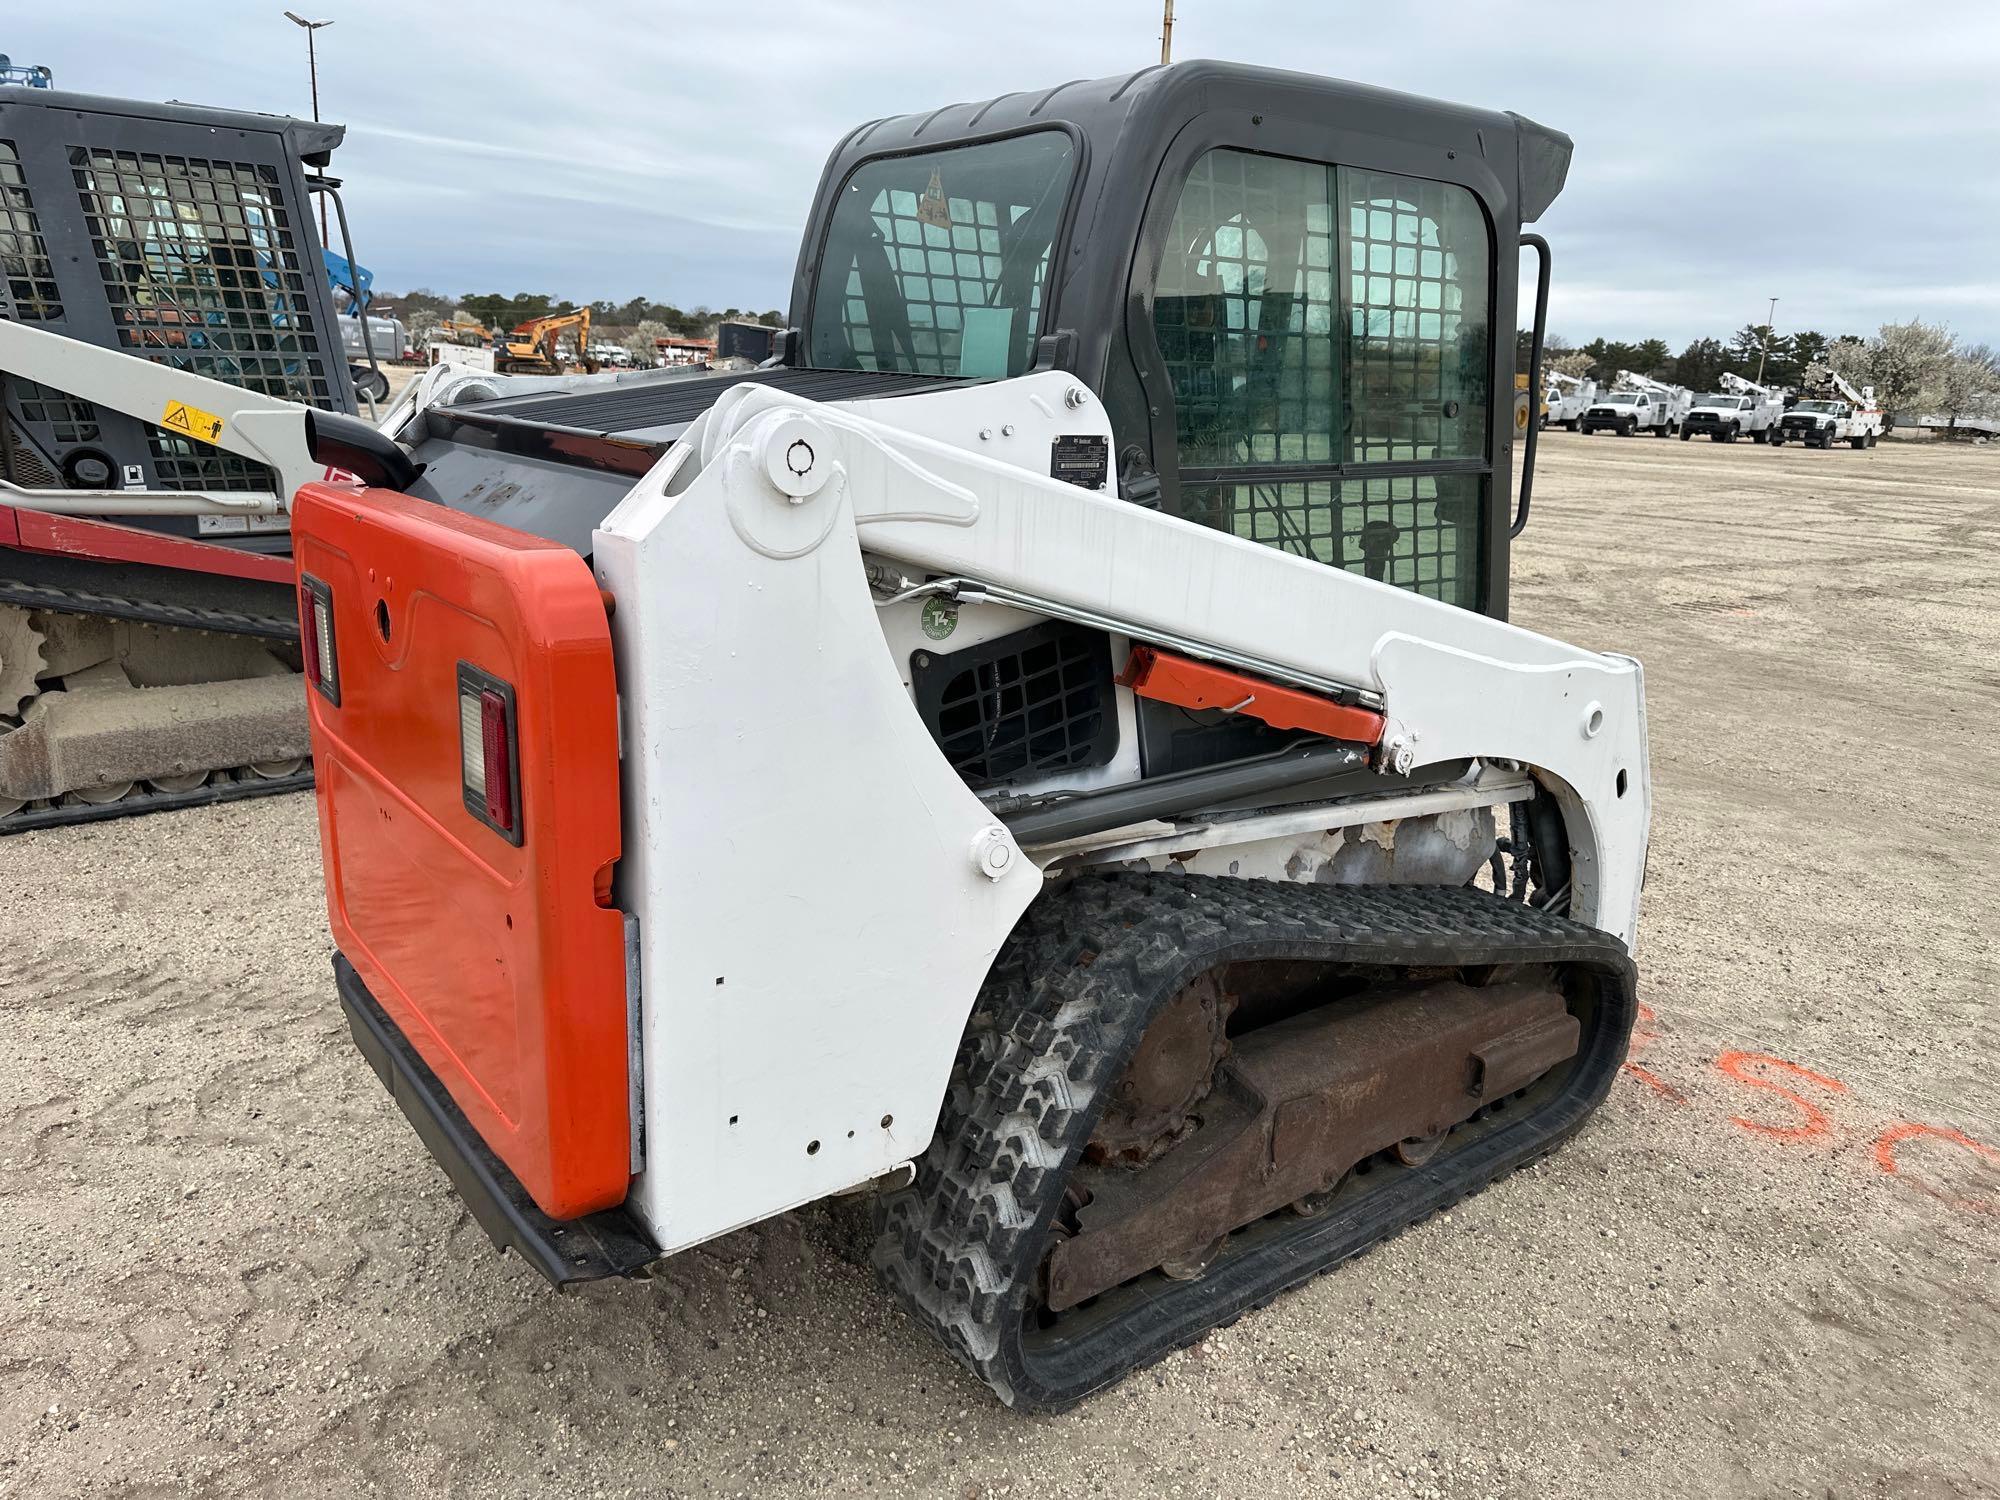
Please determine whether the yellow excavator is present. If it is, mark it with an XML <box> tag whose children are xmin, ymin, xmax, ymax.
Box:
<box><xmin>495</xmin><ymin>309</ymin><xmax>595</xmax><ymax>375</ymax></box>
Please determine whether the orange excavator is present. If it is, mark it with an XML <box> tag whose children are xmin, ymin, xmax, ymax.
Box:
<box><xmin>494</xmin><ymin>309</ymin><xmax>594</xmax><ymax>375</ymax></box>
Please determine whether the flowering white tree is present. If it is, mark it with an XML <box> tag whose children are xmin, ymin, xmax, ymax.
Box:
<box><xmin>626</xmin><ymin>319</ymin><xmax>671</xmax><ymax>363</ymax></box>
<box><xmin>1856</xmin><ymin>321</ymin><xmax>1955</xmax><ymax>414</ymax></box>
<box><xmin>1935</xmin><ymin>343</ymin><xmax>2000</xmax><ymax>429</ymax></box>
<box><xmin>1547</xmin><ymin>348</ymin><xmax>1595</xmax><ymax>381</ymax></box>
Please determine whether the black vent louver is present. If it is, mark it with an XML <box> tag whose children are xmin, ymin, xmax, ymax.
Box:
<box><xmin>911</xmin><ymin>622</ymin><xmax>1118</xmax><ymax>788</ymax></box>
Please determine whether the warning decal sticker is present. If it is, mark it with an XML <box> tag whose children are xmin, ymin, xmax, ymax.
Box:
<box><xmin>916</xmin><ymin>170</ymin><xmax>952</xmax><ymax>230</ymax></box>
<box><xmin>161</xmin><ymin>399</ymin><xmax>225</xmax><ymax>445</ymax></box>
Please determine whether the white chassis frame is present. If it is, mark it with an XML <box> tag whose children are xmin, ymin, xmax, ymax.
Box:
<box><xmin>592</xmin><ymin>372</ymin><xmax>1650</xmax><ymax>1254</ymax></box>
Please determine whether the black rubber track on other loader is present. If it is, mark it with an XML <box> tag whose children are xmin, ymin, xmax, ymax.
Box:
<box><xmin>872</xmin><ymin>873</ymin><xmax>1636</xmax><ymax>1412</ymax></box>
<box><xmin>0</xmin><ymin>766</ymin><xmax>313</xmax><ymax>835</ymax></box>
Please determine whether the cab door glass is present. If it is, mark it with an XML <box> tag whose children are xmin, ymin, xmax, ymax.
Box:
<box><xmin>1340</xmin><ymin>169</ymin><xmax>1490</xmax><ymax>461</ymax></box>
<box><xmin>1149</xmin><ymin>148</ymin><xmax>1493</xmax><ymax>608</ymax></box>
<box><xmin>1151</xmin><ymin>150</ymin><xmax>1338</xmax><ymax>467</ymax></box>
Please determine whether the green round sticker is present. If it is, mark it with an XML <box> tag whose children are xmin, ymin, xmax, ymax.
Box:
<box><xmin>920</xmin><ymin>597</ymin><xmax>959</xmax><ymax>641</ymax></box>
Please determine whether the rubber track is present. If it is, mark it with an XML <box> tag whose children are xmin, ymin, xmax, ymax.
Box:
<box><xmin>0</xmin><ymin>577</ymin><xmax>299</xmax><ymax>641</ymax></box>
<box><xmin>0</xmin><ymin>577</ymin><xmax>312</xmax><ymax>833</ymax></box>
<box><xmin>872</xmin><ymin>873</ymin><xmax>1636</xmax><ymax>1411</ymax></box>
<box><xmin>0</xmin><ymin>765</ymin><xmax>314</xmax><ymax>835</ymax></box>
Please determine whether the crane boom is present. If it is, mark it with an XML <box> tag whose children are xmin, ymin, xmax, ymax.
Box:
<box><xmin>1820</xmin><ymin>369</ymin><xmax>1872</xmax><ymax>408</ymax></box>
<box><xmin>1615</xmin><ymin>369</ymin><xmax>1676</xmax><ymax>397</ymax></box>
<box><xmin>1718</xmin><ymin>371</ymin><xmax>1777</xmax><ymax>399</ymax></box>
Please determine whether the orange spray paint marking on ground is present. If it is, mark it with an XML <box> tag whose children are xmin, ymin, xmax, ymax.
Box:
<box><xmin>1621</xmin><ymin>1003</ymin><xmax>1684</xmax><ymax>1102</ymax></box>
<box><xmin>1712</xmin><ymin>1051</ymin><xmax>1850</xmax><ymax>1142</ymax></box>
<box><xmin>1872</xmin><ymin>1122</ymin><xmax>1999</xmax><ymax>1216</ymax></box>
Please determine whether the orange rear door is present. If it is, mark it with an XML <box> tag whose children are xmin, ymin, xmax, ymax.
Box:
<box><xmin>291</xmin><ymin>481</ymin><xmax>630</xmax><ymax>1220</ymax></box>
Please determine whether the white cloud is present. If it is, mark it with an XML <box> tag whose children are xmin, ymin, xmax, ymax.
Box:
<box><xmin>11</xmin><ymin>0</ymin><xmax>1999</xmax><ymax>343</ymax></box>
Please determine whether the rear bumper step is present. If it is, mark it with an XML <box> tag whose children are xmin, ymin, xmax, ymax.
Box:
<box><xmin>334</xmin><ymin>955</ymin><xmax>658</xmax><ymax>1287</ymax></box>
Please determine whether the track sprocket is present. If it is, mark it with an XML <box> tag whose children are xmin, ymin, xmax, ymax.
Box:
<box><xmin>0</xmin><ymin>605</ymin><xmax>46</xmax><ymax>721</ymax></box>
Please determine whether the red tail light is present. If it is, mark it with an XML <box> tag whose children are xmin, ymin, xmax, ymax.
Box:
<box><xmin>299</xmin><ymin>575</ymin><xmax>339</xmax><ymax>704</ymax></box>
<box><xmin>480</xmin><ymin>689</ymin><xmax>513</xmax><ymax>832</ymax></box>
<box><xmin>458</xmin><ymin>663</ymin><xmax>521</xmax><ymax>844</ymax></box>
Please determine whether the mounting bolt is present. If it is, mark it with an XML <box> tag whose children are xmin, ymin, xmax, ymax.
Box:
<box><xmin>970</xmin><ymin>825</ymin><xmax>1015</xmax><ymax>881</ymax></box>
<box><xmin>1065</xmin><ymin>386</ymin><xmax>1089</xmax><ymax>409</ymax></box>
<box><xmin>978</xmin><ymin>428</ymin><xmax>993</xmax><ymax>441</ymax></box>
<box><xmin>1001</xmin><ymin>424</ymin><xmax>1015</xmax><ymax>437</ymax></box>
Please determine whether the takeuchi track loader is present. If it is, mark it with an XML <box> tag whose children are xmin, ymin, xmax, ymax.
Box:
<box><xmin>283</xmin><ymin>62</ymin><xmax>1648</xmax><ymax>1410</ymax></box>
<box><xmin>0</xmin><ymin>87</ymin><xmax>383</xmax><ymax>831</ymax></box>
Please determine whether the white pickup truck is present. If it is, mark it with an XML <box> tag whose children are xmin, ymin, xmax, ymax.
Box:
<box><xmin>1579</xmin><ymin>389</ymin><xmax>1673</xmax><ymax>437</ymax></box>
<box><xmin>1681</xmin><ymin>392</ymin><xmax>1779</xmax><ymax>443</ymax></box>
<box><xmin>1770</xmin><ymin>399</ymin><xmax>1883</xmax><ymax>450</ymax></box>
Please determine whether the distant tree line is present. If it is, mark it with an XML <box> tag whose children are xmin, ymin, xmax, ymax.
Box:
<box><xmin>388</xmin><ymin>288</ymin><xmax>785</xmax><ymax>345</ymax></box>
<box><xmin>1517</xmin><ymin>323</ymin><xmax>1840</xmax><ymax>393</ymax></box>
<box><xmin>1519</xmin><ymin>320</ymin><xmax>1999</xmax><ymax>426</ymax></box>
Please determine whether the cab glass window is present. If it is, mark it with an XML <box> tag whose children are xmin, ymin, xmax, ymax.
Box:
<box><xmin>1150</xmin><ymin>149</ymin><xmax>1492</xmax><ymax>606</ymax></box>
<box><xmin>809</xmin><ymin>132</ymin><xmax>1074</xmax><ymax>380</ymax></box>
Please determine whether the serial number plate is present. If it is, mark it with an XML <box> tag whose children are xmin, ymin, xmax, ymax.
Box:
<box><xmin>1050</xmin><ymin>433</ymin><xmax>1109</xmax><ymax>491</ymax></box>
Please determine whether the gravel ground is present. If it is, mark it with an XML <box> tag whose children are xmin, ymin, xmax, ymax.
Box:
<box><xmin>2</xmin><ymin>435</ymin><xmax>1995</xmax><ymax>1499</ymax></box>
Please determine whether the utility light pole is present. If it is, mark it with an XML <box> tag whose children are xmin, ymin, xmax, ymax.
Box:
<box><xmin>1160</xmin><ymin>0</ymin><xmax>1175</xmax><ymax>65</ymax></box>
<box><xmin>283</xmin><ymin>11</ymin><xmax>333</xmax><ymax>245</ymax></box>
<box><xmin>1755</xmin><ymin>295</ymin><xmax>1778</xmax><ymax>388</ymax></box>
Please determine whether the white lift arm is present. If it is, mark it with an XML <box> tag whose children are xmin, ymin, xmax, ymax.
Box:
<box><xmin>594</xmin><ymin>372</ymin><xmax>1651</xmax><ymax>1248</ymax></box>
<box><xmin>0</xmin><ymin>319</ymin><xmax>319</xmax><ymax>516</ymax></box>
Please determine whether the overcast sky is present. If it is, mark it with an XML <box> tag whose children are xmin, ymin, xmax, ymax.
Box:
<box><xmin>13</xmin><ymin>1</ymin><xmax>1999</xmax><ymax>348</ymax></box>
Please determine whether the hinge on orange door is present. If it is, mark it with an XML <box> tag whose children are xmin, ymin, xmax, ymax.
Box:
<box><xmin>1118</xmin><ymin>645</ymin><xmax>1386</xmax><ymax>746</ymax></box>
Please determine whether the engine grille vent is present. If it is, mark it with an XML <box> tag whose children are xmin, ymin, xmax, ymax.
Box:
<box><xmin>911</xmin><ymin>621</ymin><xmax>1117</xmax><ymax>788</ymax></box>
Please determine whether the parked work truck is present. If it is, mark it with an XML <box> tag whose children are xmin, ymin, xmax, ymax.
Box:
<box><xmin>1541</xmin><ymin>370</ymin><xmax>1597</xmax><ymax>430</ymax></box>
<box><xmin>262</xmin><ymin>62</ymin><xmax>1651</xmax><ymax>1411</ymax></box>
<box><xmin>1770</xmin><ymin>369</ymin><xmax>1882</xmax><ymax>449</ymax></box>
<box><xmin>1579</xmin><ymin>388</ymin><xmax>1672</xmax><ymax>436</ymax></box>
<box><xmin>1681</xmin><ymin>372</ymin><xmax>1784</xmax><ymax>443</ymax></box>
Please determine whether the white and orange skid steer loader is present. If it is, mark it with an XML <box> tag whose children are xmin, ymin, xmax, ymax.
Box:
<box><xmin>276</xmin><ymin>62</ymin><xmax>1647</xmax><ymax>1410</ymax></box>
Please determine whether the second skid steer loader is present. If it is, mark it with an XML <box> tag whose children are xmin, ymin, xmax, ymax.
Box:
<box><xmin>282</xmin><ymin>61</ymin><xmax>1647</xmax><ymax>1410</ymax></box>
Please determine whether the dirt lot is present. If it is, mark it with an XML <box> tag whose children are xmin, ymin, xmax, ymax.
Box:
<box><xmin>2</xmin><ymin>435</ymin><xmax>1996</xmax><ymax>1499</ymax></box>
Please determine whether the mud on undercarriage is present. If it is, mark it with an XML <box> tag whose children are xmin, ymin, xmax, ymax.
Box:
<box><xmin>873</xmin><ymin>872</ymin><xmax>1636</xmax><ymax>1411</ymax></box>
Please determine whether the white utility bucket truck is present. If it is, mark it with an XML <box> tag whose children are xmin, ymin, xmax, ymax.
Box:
<box><xmin>1541</xmin><ymin>370</ymin><xmax>1597</xmax><ymax>430</ymax></box>
<box><xmin>1682</xmin><ymin>372</ymin><xmax>1785</xmax><ymax>443</ymax></box>
<box><xmin>1580</xmin><ymin>372</ymin><xmax>1687</xmax><ymax>437</ymax></box>
<box><xmin>1771</xmin><ymin>369</ymin><xmax>1883</xmax><ymax>449</ymax></box>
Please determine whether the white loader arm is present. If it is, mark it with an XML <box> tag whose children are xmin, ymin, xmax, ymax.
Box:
<box><xmin>703</xmin><ymin>375</ymin><xmax>1647</xmax><ymax>937</ymax></box>
<box><xmin>593</xmin><ymin>371</ymin><xmax>1650</xmax><ymax>1252</ymax></box>
<box><xmin>0</xmin><ymin>318</ymin><xmax>319</xmax><ymax>513</ymax></box>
